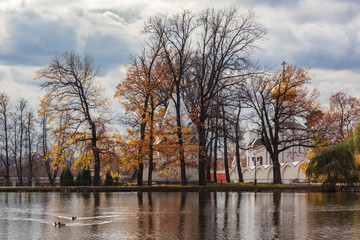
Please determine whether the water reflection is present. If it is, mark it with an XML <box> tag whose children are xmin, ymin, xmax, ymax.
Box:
<box><xmin>272</xmin><ymin>192</ymin><xmax>280</xmax><ymax>239</ymax></box>
<box><xmin>1</xmin><ymin>192</ymin><xmax>360</xmax><ymax>239</ymax></box>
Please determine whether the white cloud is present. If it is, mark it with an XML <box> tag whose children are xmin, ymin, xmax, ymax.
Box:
<box><xmin>0</xmin><ymin>65</ymin><xmax>42</xmax><ymax>108</ymax></box>
<box><xmin>312</xmin><ymin>68</ymin><xmax>360</xmax><ymax>103</ymax></box>
<box><xmin>0</xmin><ymin>0</ymin><xmax>359</xmax><ymax>117</ymax></box>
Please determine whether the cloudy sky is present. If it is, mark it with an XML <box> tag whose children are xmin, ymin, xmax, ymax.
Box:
<box><xmin>1</xmin><ymin>0</ymin><xmax>359</xmax><ymax>114</ymax></box>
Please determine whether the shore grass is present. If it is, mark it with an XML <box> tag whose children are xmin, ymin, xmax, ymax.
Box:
<box><xmin>0</xmin><ymin>182</ymin><xmax>329</xmax><ymax>193</ymax></box>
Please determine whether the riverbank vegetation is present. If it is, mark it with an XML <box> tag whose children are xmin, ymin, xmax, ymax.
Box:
<box><xmin>1</xmin><ymin>7</ymin><xmax>360</xmax><ymax>189</ymax></box>
<box><xmin>306</xmin><ymin>122</ymin><xmax>360</xmax><ymax>190</ymax></box>
<box><xmin>0</xmin><ymin>182</ymin><xmax>327</xmax><ymax>193</ymax></box>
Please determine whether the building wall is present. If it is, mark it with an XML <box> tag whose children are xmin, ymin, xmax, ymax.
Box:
<box><xmin>245</xmin><ymin>145</ymin><xmax>307</xmax><ymax>167</ymax></box>
<box><xmin>230</xmin><ymin>160</ymin><xmax>308</xmax><ymax>183</ymax></box>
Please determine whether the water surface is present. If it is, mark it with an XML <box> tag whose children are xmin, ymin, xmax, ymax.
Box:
<box><xmin>1</xmin><ymin>192</ymin><xmax>360</xmax><ymax>239</ymax></box>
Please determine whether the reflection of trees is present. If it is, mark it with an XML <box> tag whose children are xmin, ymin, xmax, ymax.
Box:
<box><xmin>91</xmin><ymin>193</ymin><xmax>100</xmax><ymax>236</ymax></box>
<box><xmin>199</xmin><ymin>192</ymin><xmax>211</xmax><ymax>239</ymax></box>
<box><xmin>178</xmin><ymin>192</ymin><xmax>187</xmax><ymax>236</ymax></box>
<box><xmin>224</xmin><ymin>192</ymin><xmax>229</xmax><ymax>234</ymax></box>
<box><xmin>136</xmin><ymin>192</ymin><xmax>155</xmax><ymax>239</ymax></box>
<box><xmin>272</xmin><ymin>192</ymin><xmax>281</xmax><ymax>239</ymax></box>
<box><xmin>236</xmin><ymin>193</ymin><xmax>242</xmax><ymax>233</ymax></box>
<box><xmin>147</xmin><ymin>192</ymin><xmax>154</xmax><ymax>237</ymax></box>
<box><xmin>213</xmin><ymin>192</ymin><xmax>218</xmax><ymax>237</ymax></box>
<box><xmin>137</xmin><ymin>192</ymin><xmax>144</xmax><ymax>237</ymax></box>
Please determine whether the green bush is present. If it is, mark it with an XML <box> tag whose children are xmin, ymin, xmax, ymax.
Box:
<box><xmin>75</xmin><ymin>171</ymin><xmax>82</xmax><ymax>186</ymax></box>
<box><xmin>60</xmin><ymin>167</ymin><xmax>75</xmax><ymax>186</ymax></box>
<box><xmin>307</xmin><ymin>135</ymin><xmax>360</xmax><ymax>191</ymax></box>
<box><xmin>104</xmin><ymin>170</ymin><xmax>113</xmax><ymax>186</ymax></box>
<box><xmin>81</xmin><ymin>168</ymin><xmax>92</xmax><ymax>186</ymax></box>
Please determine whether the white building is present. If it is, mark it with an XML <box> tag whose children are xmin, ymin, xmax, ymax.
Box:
<box><xmin>230</xmin><ymin>120</ymin><xmax>309</xmax><ymax>183</ymax></box>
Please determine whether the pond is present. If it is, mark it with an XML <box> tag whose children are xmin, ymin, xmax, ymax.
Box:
<box><xmin>1</xmin><ymin>191</ymin><xmax>360</xmax><ymax>239</ymax></box>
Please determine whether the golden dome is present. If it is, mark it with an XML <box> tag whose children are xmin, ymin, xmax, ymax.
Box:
<box><xmin>271</xmin><ymin>80</ymin><xmax>296</xmax><ymax>101</ymax></box>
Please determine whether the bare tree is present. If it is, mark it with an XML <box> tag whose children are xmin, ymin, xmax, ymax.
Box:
<box><xmin>186</xmin><ymin>8</ymin><xmax>265</xmax><ymax>185</ymax></box>
<box><xmin>25</xmin><ymin>110</ymin><xmax>37</xmax><ymax>186</ymax></box>
<box><xmin>325</xmin><ymin>91</ymin><xmax>360</xmax><ymax>144</ymax></box>
<box><xmin>233</xmin><ymin>100</ymin><xmax>244</xmax><ymax>182</ymax></box>
<box><xmin>242</xmin><ymin>64</ymin><xmax>321</xmax><ymax>184</ymax></box>
<box><xmin>37</xmin><ymin>51</ymin><xmax>109</xmax><ymax>186</ymax></box>
<box><xmin>0</xmin><ymin>93</ymin><xmax>11</xmax><ymax>186</ymax></box>
<box><xmin>10</xmin><ymin>99</ymin><xmax>27</xmax><ymax>186</ymax></box>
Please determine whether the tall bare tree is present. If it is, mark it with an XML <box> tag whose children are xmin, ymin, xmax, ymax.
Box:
<box><xmin>36</xmin><ymin>51</ymin><xmax>109</xmax><ymax>186</ymax></box>
<box><xmin>186</xmin><ymin>8</ymin><xmax>265</xmax><ymax>185</ymax></box>
<box><xmin>10</xmin><ymin>99</ymin><xmax>27</xmax><ymax>186</ymax></box>
<box><xmin>0</xmin><ymin>93</ymin><xmax>11</xmax><ymax>186</ymax></box>
<box><xmin>25</xmin><ymin>110</ymin><xmax>37</xmax><ymax>186</ymax></box>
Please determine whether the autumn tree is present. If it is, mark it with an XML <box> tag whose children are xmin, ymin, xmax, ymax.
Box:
<box><xmin>325</xmin><ymin>91</ymin><xmax>360</xmax><ymax>144</ymax></box>
<box><xmin>36</xmin><ymin>51</ymin><xmax>109</xmax><ymax>186</ymax></box>
<box><xmin>115</xmin><ymin>43</ymin><xmax>171</xmax><ymax>185</ymax></box>
<box><xmin>144</xmin><ymin>10</ymin><xmax>196</xmax><ymax>186</ymax></box>
<box><xmin>39</xmin><ymin>96</ymin><xmax>73</xmax><ymax>186</ymax></box>
<box><xmin>242</xmin><ymin>63</ymin><xmax>321</xmax><ymax>184</ymax></box>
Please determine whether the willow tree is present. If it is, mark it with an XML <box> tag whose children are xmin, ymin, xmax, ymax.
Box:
<box><xmin>242</xmin><ymin>64</ymin><xmax>321</xmax><ymax>184</ymax></box>
<box><xmin>36</xmin><ymin>51</ymin><xmax>109</xmax><ymax>186</ymax></box>
<box><xmin>307</xmin><ymin>122</ymin><xmax>360</xmax><ymax>190</ymax></box>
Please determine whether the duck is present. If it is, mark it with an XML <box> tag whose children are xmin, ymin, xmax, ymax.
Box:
<box><xmin>72</xmin><ymin>217</ymin><xmax>77</xmax><ymax>221</ymax></box>
<box><xmin>54</xmin><ymin>222</ymin><xmax>66</xmax><ymax>227</ymax></box>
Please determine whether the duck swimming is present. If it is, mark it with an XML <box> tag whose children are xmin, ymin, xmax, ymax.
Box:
<box><xmin>54</xmin><ymin>222</ymin><xmax>66</xmax><ymax>227</ymax></box>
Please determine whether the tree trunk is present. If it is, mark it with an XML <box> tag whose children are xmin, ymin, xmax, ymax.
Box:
<box><xmin>174</xmin><ymin>87</ymin><xmax>187</xmax><ymax>186</ymax></box>
<box><xmin>27</xmin><ymin>136</ymin><xmax>32</xmax><ymax>186</ymax></box>
<box><xmin>148</xmin><ymin>102</ymin><xmax>155</xmax><ymax>186</ymax></box>
<box><xmin>206</xmin><ymin>128</ymin><xmax>213</xmax><ymax>182</ymax></box>
<box><xmin>235</xmin><ymin>127</ymin><xmax>244</xmax><ymax>182</ymax></box>
<box><xmin>213</xmin><ymin>117</ymin><xmax>218</xmax><ymax>183</ymax></box>
<box><xmin>137</xmin><ymin>95</ymin><xmax>149</xmax><ymax>186</ymax></box>
<box><xmin>198</xmin><ymin>117</ymin><xmax>207</xmax><ymax>186</ymax></box>
<box><xmin>272</xmin><ymin>153</ymin><xmax>282</xmax><ymax>184</ymax></box>
<box><xmin>90</xmin><ymin>121</ymin><xmax>101</xmax><ymax>186</ymax></box>
<box><xmin>222</xmin><ymin>106</ymin><xmax>230</xmax><ymax>183</ymax></box>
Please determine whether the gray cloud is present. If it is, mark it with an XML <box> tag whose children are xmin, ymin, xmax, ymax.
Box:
<box><xmin>0</xmin><ymin>5</ymin><xmax>143</xmax><ymax>71</ymax></box>
<box><xmin>0</xmin><ymin>0</ymin><xmax>359</xmax><ymax>109</ymax></box>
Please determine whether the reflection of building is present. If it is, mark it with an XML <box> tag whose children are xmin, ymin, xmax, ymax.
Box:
<box><xmin>230</xmin><ymin>120</ymin><xmax>308</xmax><ymax>183</ymax></box>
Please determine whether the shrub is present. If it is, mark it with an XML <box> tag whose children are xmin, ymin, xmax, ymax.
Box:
<box><xmin>306</xmin><ymin>141</ymin><xmax>360</xmax><ymax>191</ymax></box>
<box><xmin>104</xmin><ymin>170</ymin><xmax>113</xmax><ymax>186</ymax></box>
<box><xmin>81</xmin><ymin>168</ymin><xmax>92</xmax><ymax>186</ymax></box>
<box><xmin>60</xmin><ymin>167</ymin><xmax>75</xmax><ymax>186</ymax></box>
<box><xmin>75</xmin><ymin>171</ymin><xmax>82</xmax><ymax>186</ymax></box>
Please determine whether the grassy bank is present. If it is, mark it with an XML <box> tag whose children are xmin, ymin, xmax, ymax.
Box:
<box><xmin>0</xmin><ymin>182</ymin><xmax>330</xmax><ymax>193</ymax></box>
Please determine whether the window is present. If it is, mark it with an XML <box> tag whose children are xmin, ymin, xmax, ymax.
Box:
<box><xmin>259</xmin><ymin>156</ymin><xmax>263</xmax><ymax>165</ymax></box>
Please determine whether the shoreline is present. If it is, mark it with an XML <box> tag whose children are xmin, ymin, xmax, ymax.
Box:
<box><xmin>0</xmin><ymin>183</ymin><xmax>348</xmax><ymax>193</ymax></box>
